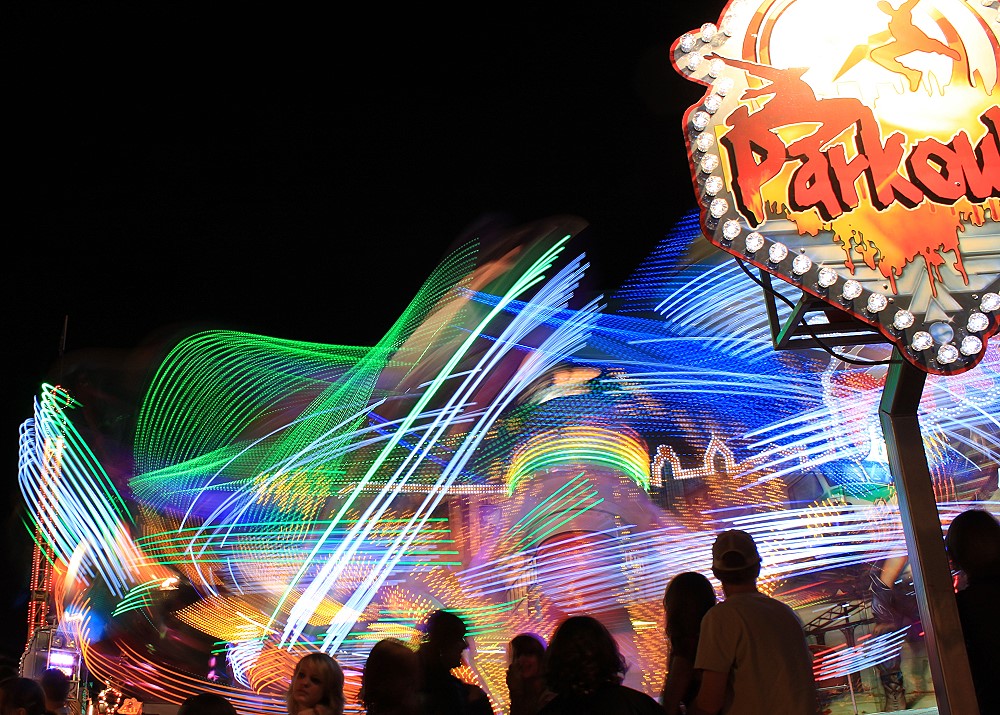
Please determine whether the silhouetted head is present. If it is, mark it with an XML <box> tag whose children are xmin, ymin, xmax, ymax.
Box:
<box><xmin>711</xmin><ymin>529</ymin><xmax>762</xmax><ymax>585</ymax></box>
<box><xmin>0</xmin><ymin>677</ymin><xmax>47</xmax><ymax>715</ymax></box>
<box><xmin>508</xmin><ymin>633</ymin><xmax>546</xmax><ymax>680</ymax></box>
<box><xmin>421</xmin><ymin>610</ymin><xmax>469</xmax><ymax>670</ymax></box>
<box><xmin>38</xmin><ymin>668</ymin><xmax>73</xmax><ymax>709</ymax></box>
<box><xmin>544</xmin><ymin>615</ymin><xmax>627</xmax><ymax>697</ymax></box>
<box><xmin>39</xmin><ymin>668</ymin><xmax>71</xmax><ymax>707</ymax></box>
<box><xmin>360</xmin><ymin>638</ymin><xmax>421</xmax><ymax>715</ymax></box>
<box><xmin>177</xmin><ymin>692</ymin><xmax>237</xmax><ymax>715</ymax></box>
<box><xmin>509</xmin><ymin>633</ymin><xmax>545</xmax><ymax>662</ymax></box>
<box><xmin>946</xmin><ymin>508</ymin><xmax>1000</xmax><ymax>583</ymax></box>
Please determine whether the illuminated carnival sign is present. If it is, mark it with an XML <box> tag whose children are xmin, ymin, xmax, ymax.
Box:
<box><xmin>671</xmin><ymin>0</ymin><xmax>1000</xmax><ymax>375</ymax></box>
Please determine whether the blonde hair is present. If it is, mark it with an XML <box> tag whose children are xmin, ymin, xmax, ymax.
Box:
<box><xmin>287</xmin><ymin>652</ymin><xmax>345</xmax><ymax>715</ymax></box>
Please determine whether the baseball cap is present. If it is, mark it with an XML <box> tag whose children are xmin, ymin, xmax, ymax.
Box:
<box><xmin>711</xmin><ymin>529</ymin><xmax>761</xmax><ymax>571</ymax></box>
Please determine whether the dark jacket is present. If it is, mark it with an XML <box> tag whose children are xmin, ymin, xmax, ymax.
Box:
<box><xmin>956</xmin><ymin>574</ymin><xmax>1000</xmax><ymax>715</ymax></box>
<box><xmin>538</xmin><ymin>684</ymin><xmax>665</xmax><ymax>715</ymax></box>
<box><xmin>417</xmin><ymin>651</ymin><xmax>495</xmax><ymax>715</ymax></box>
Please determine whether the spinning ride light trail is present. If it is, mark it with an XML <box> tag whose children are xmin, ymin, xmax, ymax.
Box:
<box><xmin>17</xmin><ymin>213</ymin><xmax>998</xmax><ymax>713</ymax></box>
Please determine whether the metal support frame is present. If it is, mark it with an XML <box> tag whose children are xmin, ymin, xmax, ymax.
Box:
<box><xmin>878</xmin><ymin>348</ymin><xmax>978</xmax><ymax>714</ymax></box>
<box><xmin>759</xmin><ymin>271</ymin><xmax>883</xmax><ymax>351</ymax></box>
<box><xmin>757</xmin><ymin>266</ymin><xmax>981</xmax><ymax>712</ymax></box>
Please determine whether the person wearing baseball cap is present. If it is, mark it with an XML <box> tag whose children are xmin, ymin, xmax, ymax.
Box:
<box><xmin>689</xmin><ymin>530</ymin><xmax>817</xmax><ymax>715</ymax></box>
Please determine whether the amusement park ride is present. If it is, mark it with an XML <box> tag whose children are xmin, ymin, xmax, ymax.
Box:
<box><xmin>21</xmin><ymin>380</ymin><xmax>88</xmax><ymax>711</ymax></box>
<box><xmin>14</xmin><ymin>2</ymin><xmax>999</xmax><ymax>715</ymax></box>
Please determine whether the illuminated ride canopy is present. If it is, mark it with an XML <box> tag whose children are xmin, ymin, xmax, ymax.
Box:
<box><xmin>18</xmin><ymin>212</ymin><xmax>999</xmax><ymax>713</ymax></box>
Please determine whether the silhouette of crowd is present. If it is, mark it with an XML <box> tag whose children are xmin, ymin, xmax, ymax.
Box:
<box><xmin>3</xmin><ymin>512</ymin><xmax>995</xmax><ymax>715</ymax></box>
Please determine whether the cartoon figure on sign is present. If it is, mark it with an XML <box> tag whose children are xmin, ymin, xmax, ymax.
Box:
<box><xmin>836</xmin><ymin>0</ymin><xmax>963</xmax><ymax>91</ymax></box>
<box><xmin>873</xmin><ymin>0</ymin><xmax>962</xmax><ymax>83</ymax></box>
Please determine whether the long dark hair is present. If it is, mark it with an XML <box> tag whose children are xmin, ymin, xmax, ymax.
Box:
<box><xmin>664</xmin><ymin>571</ymin><xmax>717</xmax><ymax>655</ymax></box>
<box><xmin>544</xmin><ymin>615</ymin><xmax>627</xmax><ymax>697</ymax></box>
<box><xmin>359</xmin><ymin>638</ymin><xmax>421</xmax><ymax>714</ymax></box>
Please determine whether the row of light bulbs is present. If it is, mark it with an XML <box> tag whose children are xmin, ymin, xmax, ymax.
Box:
<box><xmin>676</xmin><ymin>21</ymin><xmax>998</xmax><ymax>369</ymax></box>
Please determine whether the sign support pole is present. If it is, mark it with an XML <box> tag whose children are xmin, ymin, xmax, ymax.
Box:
<box><xmin>878</xmin><ymin>348</ymin><xmax>978</xmax><ymax>715</ymax></box>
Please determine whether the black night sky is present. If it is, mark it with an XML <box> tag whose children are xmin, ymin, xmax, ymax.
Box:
<box><xmin>5</xmin><ymin>1</ymin><xmax>728</xmax><ymax>657</ymax></box>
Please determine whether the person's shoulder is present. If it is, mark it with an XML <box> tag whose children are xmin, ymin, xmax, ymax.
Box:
<box><xmin>762</xmin><ymin>592</ymin><xmax>798</xmax><ymax>609</ymax></box>
<box><xmin>537</xmin><ymin>694</ymin><xmax>574</xmax><ymax>715</ymax></box>
<box><xmin>603</xmin><ymin>685</ymin><xmax>666</xmax><ymax>714</ymax></box>
<box><xmin>703</xmin><ymin>593</ymin><xmax>747</xmax><ymax>617</ymax></box>
<box><xmin>755</xmin><ymin>593</ymin><xmax>808</xmax><ymax>625</ymax></box>
<box><xmin>711</xmin><ymin>592</ymin><xmax>796</xmax><ymax>621</ymax></box>
<box><xmin>730</xmin><ymin>591</ymin><xmax>796</xmax><ymax>613</ymax></box>
<box><xmin>622</xmin><ymin>684</ymin><xmax>666</xmax><ymax>707</ymax></box>
<box><xmin>466</xmin><ymin>682</ymin><xmax>495</xmax><ymax>715</ymax></box>
<box><xmin>958</xmin><ymin>579</ymin><xmax>1000</xmax><ymax>600</ymax></box>
<box><xmin>596</xmin><ymin>685</ymin><xmax>663</xmax><ymax>715</ymax></box>
<box><xmin>698</xmin><ymin>597</ymin><xmax>733</xmax><ymax>628</ymax></box>
<box><xmin>955</xmin><ymin>580</ymin><xmax>1000</xmax><ymax>623</ymax></box>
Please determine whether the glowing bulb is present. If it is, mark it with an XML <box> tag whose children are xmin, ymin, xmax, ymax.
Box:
<box><xmin>981</xmin><ymin>292</ymin><xmax>1000</xmax><ymax>311</ymax></box>
<box><xmin>709</xmin><ymin>197</ymin><xmax>728</xmax><ymax>218</ymax></box>
<box><xmin>842</xmin><ymin>280</ymin><xmax>862</xmax><ymax>300</ymax></box>
<box><xmin>937</xmin><ymin>344</ymin><xmax>959</xmax><ymax>364</ymax></box>
<box><xmin>708</xmin><ymin>58</ymin><xmax>725</xmax><ymax>78</ymax></box>
<box><xmin>911</xmin><ymin>331</ymin><xmax>933</xmax><ymax>351</ymax></box>
<box><xmin>695</xmin><ymin>131</ymin><xmax>715</xmax><ymax>152</ymax></box>
<box><xmin>703</xmin><ymin>94</ymin><xmax>723</xmax><ymax>113</ymax></box>
<box><xmin>967</xmin><ymin>312</ymin><xmax>989</xmax><ymax>332</ymax></box>
<box><xmin>714</xmin><ymin>77</ymin><xmax>734</xmax><ymax>96</ymax></box>
<box><xmin>700</xmin><ymin>23</ymin><xmax>718</xmax><ymax>42</ymax></box>
<box><xmin>892</xmin><ymin>310</ymin><xmax>914</xmax><ymax>330</ymax></box>
<box><xmin>817</xmin><ymin>267</ymin><xmax>838</xmax><ymax>288</ymax></box>
<box><xmin>791</xmin><ymin>254</ymin><xmax>812</xmax><ymax>275</ymax></box>
<box><xmin>720</xmin><ymin>13</ymin><xmax>735</xmax><ymax>36</ymax></box>
<box><xmin>866</xmin><ymin>293</ymin><xmax>888</xmax><ymax>313</ymax></box>
<box><xmin>960</xmin><ymin>335</ymin><xmax>983</xmax><ymax>355</ymax></box>
<box><xmin>744</xmin><ymin>232</ymin><xmax>764</xmax><ymax>253</ymax></box>
<box><xmin>704</xmin><ymin>175</ymin><xmax>724</xmax><ymax>195</ymax></box>
<box><xmin>722</xmin><ymin>219</ymin><xmax>741</xmax><ymax>240</ymax></box>
<box><xmin>768</xmin><ymin>243</ymin><xmax>788</xmax><ymax>263</ymax></box>
<box><xmin>700</xmin><ymin>154</ymin><xmax>719</xmax><ymax>173</ymax></box>
<box><xmin>691</xmin><ymin>111</ymin><xmax>710</xmax><ymax>131</ymax></box>
<box><xmin>686</xmin><ymin>53</ymin><xmax>703</xmax><ymax>71</ymax></box>
<box><xmin>678</xmin><ymin>33</ymin><xmax>697</xmax><ymax>52</ymax></box>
